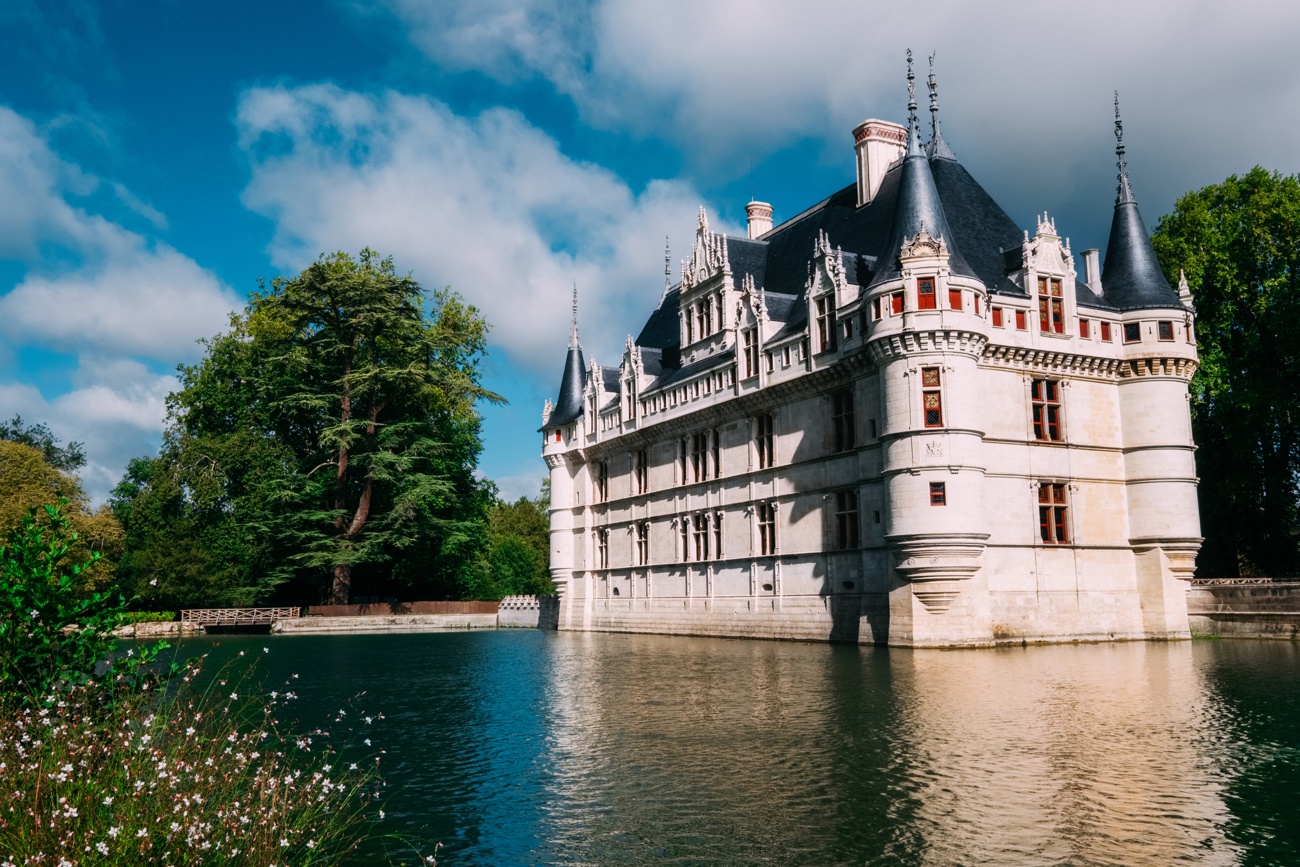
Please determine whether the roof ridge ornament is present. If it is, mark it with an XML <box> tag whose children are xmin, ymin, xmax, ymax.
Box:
<box><xmin>1114</xmin><ymin>92</ymin><xmax>1135</xmax><ymax>205</ymax></box>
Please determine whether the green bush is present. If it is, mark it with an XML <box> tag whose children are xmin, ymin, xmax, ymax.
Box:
<box><xmin>114</xmin><ymin>610</ymin><xmax>178</xmax><ymax>626</ymax></box>
<box><xmin>0</xmin><ymin>502</ymin><xmax>126</xmax><ymax>700</ymax></box>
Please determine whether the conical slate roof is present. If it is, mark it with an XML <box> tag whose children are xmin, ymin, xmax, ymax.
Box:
<box><xmin>545</xmin><ymin>344</ymin><xmax>586</xmax><ymax>429</ymax></box>
<box><xmin>1099</xmin><ymin>99</ymin><xmax>1183</xmax><ymax>311</ymax></box>
<box><xmin>869</xmin><ymin>117</ymin><xmax>975</xmax><ymax>287</ymax></box>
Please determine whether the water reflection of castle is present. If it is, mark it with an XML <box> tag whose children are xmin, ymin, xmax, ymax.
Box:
<box><xmin>541</xmin><ymin>59</ymin><xmax>1200</xmax><ymax>647</ymax></box>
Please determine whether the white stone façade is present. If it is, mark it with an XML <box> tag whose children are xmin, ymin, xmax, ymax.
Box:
<box><xmin>540</xmin><ymin>72</ymin><xmax>1200</xmax><ymax>648</ymax></box>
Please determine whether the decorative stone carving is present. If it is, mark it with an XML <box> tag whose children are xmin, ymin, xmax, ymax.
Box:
<box><xmin>899</xmin><ymin>228</ymin><xmax>948</xmax><ymax>261</ymax></box>
<box><xmin>681</xmin><ymin>207</ymin><xmax>731</xmax><ymax>291</ymax></box>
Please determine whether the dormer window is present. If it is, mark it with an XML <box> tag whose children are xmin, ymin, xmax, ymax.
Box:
<box><xmin>1038</xmin><ymin>277</ymin><xmax>1064</xmax><ymax>334</ymax></box>
<box><xmin>918</xmin><ymin>277</ymin><xmax>937</xmax><ymax>310</ymax></box>
<box><xmin>742</xmin><ymin>329</ymin><xmax>758</xmax><ymax>378</ymax></box>
<box><xmin>815</xmin><ymin>297</ymin><xmax>836</xmax><ymax>353</ymax></box>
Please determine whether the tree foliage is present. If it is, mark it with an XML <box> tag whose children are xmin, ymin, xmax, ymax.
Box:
<box><xmin>0</xmin><ymin>503</ymin><xmax>124</xmax><ymax>698</ymax></box>
<box><xmin>472</xmin><ymin>487</ymin><xmax>553</xmax><ymax>600</ymax></box>
<box><xmin>0</xmin><ymin>415</ymin><xmax>86</xmax><ymax>473</ymax></box>
<box><xmin>1152</xmin><ymin>167</ymin><xmax>1300</xmax><ymax>576</ymax></box>
<box><xmin>112</xmin><ymin>250</ymin><xmax>501</xmax><ymax>604</ymax></box>
<box><xmin>0</xmin><ymin>440</ymin><xmax>123</xmax><ymax>588</ymax></box>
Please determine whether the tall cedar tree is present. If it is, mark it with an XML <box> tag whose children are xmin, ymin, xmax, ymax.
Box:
<box><xmin>1152</xmin><ymin>167</ymin><xmax>1300</xmax><ymax>577</ymax></box>
<box><xmin>166</xmin><ymin>250</ymin><xmax>500</xmax><ymax>603</ymax></box>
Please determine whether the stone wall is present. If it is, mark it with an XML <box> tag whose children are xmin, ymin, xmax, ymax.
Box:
<box><xmin>1187</xmin><ymin>581</ymin><xmax>1300</xmax><ymax>639</ymax></box>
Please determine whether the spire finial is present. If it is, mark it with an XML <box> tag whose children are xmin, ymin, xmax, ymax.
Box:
<box><xmin>928</xmin><ymin>52</ymin><xmax>939</xmax><ymax>141</ymax></box>
<box><xmin>664</xmin><ymin>235</ymin><xmax>671</xmax><ymax>290</ymax></box>
<box><xmin>906</xmin><ymin>49</ymin><xmax>917</xmax><ymax>124</ymax></box>
<box><xmin>1114</xmin><ymin>91</ymin><xmax>1134</xmax><ymax>205</ymax></box>
<box><xmin>569</xmin><ymin>282</ymin><xmax>579</xmax><ymax>349</ymax></box>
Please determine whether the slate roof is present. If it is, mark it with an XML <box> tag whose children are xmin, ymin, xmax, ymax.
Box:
<box><xmin>542</xmin><ymin>120</ymin><xmax>1181</xmax><ymax>425</ymax></box>
<box><xmin>544</xmin><ymin>345</ymin><xmax>585</xmax><ymax>429</ymax></box>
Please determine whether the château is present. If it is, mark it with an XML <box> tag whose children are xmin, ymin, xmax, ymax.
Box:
<box><xmin>540</xmin><ymin>58</ymin><xmax>1200</xmax><ymax>647</ymax></box>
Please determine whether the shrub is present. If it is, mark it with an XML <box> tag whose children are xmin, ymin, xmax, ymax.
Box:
<box><xmin>114</xmin><ymin>611</ymin><xmax>179</xmax><ymax>626</ymax></box>
<box><xmin>0</xmin><ymin>502</ymin><xmax>126</xmax><ymax>700</ymax></box>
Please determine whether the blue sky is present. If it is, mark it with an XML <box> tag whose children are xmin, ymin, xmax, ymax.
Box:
<box><xmin>2</xmin><ymin>0</ymin><xmax>1297</xmax><ymax>504</ymax></box>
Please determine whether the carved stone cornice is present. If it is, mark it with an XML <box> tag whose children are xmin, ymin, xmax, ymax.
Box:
<box><xmin>866</xmin><ymin>329</ymin><xmax>988</xmax><ymax>363</ymax></box>
<box><xmin>979</xmin><ymin>344</ymin><xmax>1198</xmax><ymax>382</ymax></box>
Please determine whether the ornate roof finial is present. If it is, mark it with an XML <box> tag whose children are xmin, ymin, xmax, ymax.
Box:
<box><xmin>569</xmin><ymin>282</ymin><xmax>580</xmax><ymax>349</ymax></box>
<box><xmin>1114</xmin><ymin>91</ymin><xmax>1134</xmax><ymax>205</ymax></box>
<box><xmin>926</xmin><ymin>52</ymin><xmax>956</xmax><ymax>161</ymax></box>
<box><xmin>907</xmin><ymin>49</ymin><xmax>917</xmax><ymax>125</ymax></box>
<box><xmin>664</xmin><ymin>235</ymin><xmax>671</xmax><ymax>290</ymax></box>
<box><xmin>928</xmin><ymin>52</ymin><xmax>939</xmax><ymax>140</ymax></box>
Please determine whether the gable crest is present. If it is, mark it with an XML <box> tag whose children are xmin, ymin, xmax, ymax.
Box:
<box><xmin>681</xmin><ymin>206</ymin><xmax>731</xmax><ymax>291</ymax></box>
<box><xmin>1024</xmin><ymin>211</ymin><xmax>1074</xmax><ymax>276</ymax></box>
<box><xmin>807</xmin><ymin>229</ymin><xmax>848</xmax><ymax>296</ymax></box>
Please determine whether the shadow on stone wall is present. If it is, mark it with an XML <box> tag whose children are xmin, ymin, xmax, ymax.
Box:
<box><xmin>538</xmin><ymin>595</ymin><xmax>560</xmax><ymax>630</ymax></box>
<box><xmin>827</xmin><ymin>593</ymin><xmax>890</xmax><ymax>644</ymax></box>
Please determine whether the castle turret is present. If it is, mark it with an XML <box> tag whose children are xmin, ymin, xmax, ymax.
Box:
<box><xmin>866</xmin><ymin>52</ymin><xmax>991</xmax><ymax>646</ymax></box>
<box><xmin>1105</xmin><ymin>96</ymin><xmax>1201</xmax><ymax>636</ymax></box>
<box><xmin>542</xmin><ymin>286</ymin><xmax>587</xmax><ymax>618</ymax></box>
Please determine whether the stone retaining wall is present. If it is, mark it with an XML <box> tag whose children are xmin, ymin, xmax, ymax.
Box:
<box><xmin>1187</xmin><ymin>581</ymin><xmax>1300</xmax><ymax>639</ymax></box>
<box><xmin>273</xmin><ymin>613</ymin><xmax>499</xmax><ymax>634</ymax></box>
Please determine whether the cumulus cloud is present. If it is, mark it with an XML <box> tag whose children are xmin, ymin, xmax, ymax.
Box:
<box><xmin>0</xmin><ymin>105</ymin><xmax>241</xmax><ymax>502</ymax></box>
<box><xmin>237</xmin><ymin>83</ymin><xmax>733</xmax><ymax>373</ymax></box>
<box><xmin>372</xmin><ymin>0</ymin><xmax>1300</xmax><ymax>237</ymax></box>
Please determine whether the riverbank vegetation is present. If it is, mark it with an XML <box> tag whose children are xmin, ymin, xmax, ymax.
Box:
<box><xmin>1153</xmin><ymin>167</ymin><xmax>1300</xmax><ymax>577</ymax></box>
<box><xmin>0</xmin><ymin>503</ymin><xmax>426</xmax><ymax>865</ymax></box>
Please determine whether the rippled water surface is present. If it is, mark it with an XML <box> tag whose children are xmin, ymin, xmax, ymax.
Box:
<box><xmin>182</xmin><ymin>632</ymin><xmax>1300</xmax><ymax>866</ymax></box>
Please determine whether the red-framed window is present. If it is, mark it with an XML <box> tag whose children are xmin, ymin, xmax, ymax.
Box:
<box><xmin>948</xmin><ymin>287</ymin><xmax>963</xmax><ymax>310</ymax></box>
<box><xmin>1038</xmin><ymin>483</ymin><xmax>1069</xmax><ymax>544</ymax></box>
<box><xmin>1015</xmin><ymin>309</ymin><xmax>1027</xmax><ymax>330</ymax></box>
<box><xmin>921</xmin><ymin>366</ymin><xmax>943</xmax><ymax>428</ymax></box>
<box><xmin>1031</xmin><ymin>379</ymin><xmax>1063</xmax><ymax>442</ymax></box>
<box><xmin>918</xmin><ymin>277</ymin><xmax>937</xmax><ymax>310</ymax></box>
<box><xmin>890</xmin><ymin>292</ymin><xmax>904</xmax><ymax>315</ymax></box>
<box><xmin>930</xmin><ymin>482</ymin><xmax>947</xmax><ymax>506</ymax></box>
<box><xmin>992</xmin><ymin>307</ymin><xmax>1004</xmax><ymax>327</ymax></box>
<box><xmin>1038</xmin><ymin>277</ymin><xmax>1064</xmax><ymax>334</ymax></box>
<box><xmin>1079</xmin><ymin>319</ymin><xmax>1091</xmax><ymax>339</ymax></box>
<box><xmin>1100</xmin><ymin>321</ymin><xmax>1112</xmax><ymax>341</ymax></box>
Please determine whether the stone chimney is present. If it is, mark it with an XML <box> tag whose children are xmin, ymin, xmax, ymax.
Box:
<box><xmin>745</xmin><ymin>201</ymin><xmax>773</xmax><ymax>239</ymax></box>
<box><xmin>1082</xmin><ymin>248</ymin><xmax>1102</xmax><ymax>294</ymax></box>
<box><xmin>852</xmin><ymin>119</ymin><xmax>908</xmax><ymax>207</ymax></box>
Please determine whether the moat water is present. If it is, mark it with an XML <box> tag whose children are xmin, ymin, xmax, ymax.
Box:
<box><xmin>180</xmin><ymin>631</ymin><xmax>1300</xmax><ymax>866</ymax></box>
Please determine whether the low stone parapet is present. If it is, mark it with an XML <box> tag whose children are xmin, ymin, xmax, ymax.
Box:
<box><xmin>111</xmin><ymin>621</ymin><xmax>203</xmax><ymax>638</ymax></box>
<box><xmin>272</xmin><ymin>613</ymin><xmax>498</xmax><ymax>634</ymax></box>
<box><xmin>1187</xmin><ymin>579</ymin><xmax>1300</xmax><ymax>639</ymax></box>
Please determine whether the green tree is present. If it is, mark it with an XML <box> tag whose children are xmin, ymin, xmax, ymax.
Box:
<box><xmin>0</xmin><ymin>415</ymin><xmax>86</xmax><ymax>473</ymax></box>
<box><xmin>1152</xmin><ymin>167</ymin><xmax>1300</xmax><ymax>577</ymax></box>
<box><xmin>127</xmin><ymin>249</ymin><xmax>501</xmax><ymax>604</ymax></box>
<box><xmin>0</xmin><ymin>440</ymin><xmax>123</xmax><ymax>588</ymax></box>
<box><xmin>476</xmin><ymin>485</ymin><xmax>553</xmax><ymax>599</ymax></box>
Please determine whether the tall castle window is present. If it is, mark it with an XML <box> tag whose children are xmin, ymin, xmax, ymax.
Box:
<box><xmin>1038</xmin><ymin>277</ymin><xmax>1064</xmax><ymax>334</ymax></box>
<box><xmin>834</xmin><ymin>490</ymin><xmax>860</xmax><ymax>550</ymax></box>
<box><xmin>992</xmin><ymin>307</ymin><xmax>1004</xmax><ymax>327</ymax></box>
<box><xmin>634</xmin><ymin>448</ymin><xmax>648</xmax><ymax>494</ymax></box>
<box><xmin>891</xmin><ymin>292</ymin><xmax>904</xmax><ymax>315</ymax></box>
<box><xmin>1038</xmin><ymin>483</ymin><xmax>1069</xmax><ymax>544</ymax></box>
<box><xmin>1015</xmin><ymin>309</ymin><xmax>1027</xmax><ymax>330</ymax></box>
<box><xmin>594</xmin><ymin>460</ymin><xmax>609</xmax><ymax>502</ymax></box>
<box><xmin>815</xmin><ymin>297</ymin><xmax>836</xmax><ymax>353</ymax></box>
<box><xmin>636</xmin><ymin>521</ymin><xmax>649</xmax><ymax>566</ymax></box>
<box><xmin>831</xmin><ymin>389</ymin><xmax>856</xmax><ymax>452</ymax></box>
<box><xmin>918</xmin><ymin>277</ymin><xmax>937</xmax><ymax>310</ymax></box>
<box><xmin>948</xmin><ymin>286</ymin><xmax>963</xmax><ymax>310</ymax></box>
<box><xmin>742</xmin><ymin>329</ymin><xmax>758</xmax><ymax>379</ymax></box>
<box><xmin>1031</xmin><ymin>380</ymin><xmax>1063</xmax><ymax>442</ymax></box>
<box><xmin>921</xmin><ymin>367</ymin><xmax>943</xmax><ymax>428</ymax></box>
<box><xmin>755</xmin><ymin>413</ymin><xmax>775</xmax><ymax>469</ymax></box>
<box><xmin>692</xmin><ymin>512</ymin><xmax>710</xmax><ymax>561</ymax></box>
<box><xmin>1101</xmin><ymin>322</ymin><xmax>1112</xmax><ymax>341</ymax></box>
<box><xmin>757</xmin><ymin>502</ymin><xmax>777</xmax><ymax>555</ymax></box>
<box><xmin>596</xmin><ymin>527</ymin><xmax>609</xmax><ymax>568</ymax></box>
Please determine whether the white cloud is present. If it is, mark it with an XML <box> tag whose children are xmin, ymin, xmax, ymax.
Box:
<box><xmin>0</xmin><ymin>368</ymin><xmax>175</xmax><ymax>505</ymax></box>
<box><xmin>373</xmin><ymin>0</ymin><xmax>1300</xmax><ymax>222</ymax></box>
<box><xmin>237</xmin><ymin>83</ymin><xmax>734</xmax><ymax>374</ymax></box>
<box><xmin>0</xmin><ymin>104</ymin><xmax>241</xmax><ymax>500</ymax></box>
